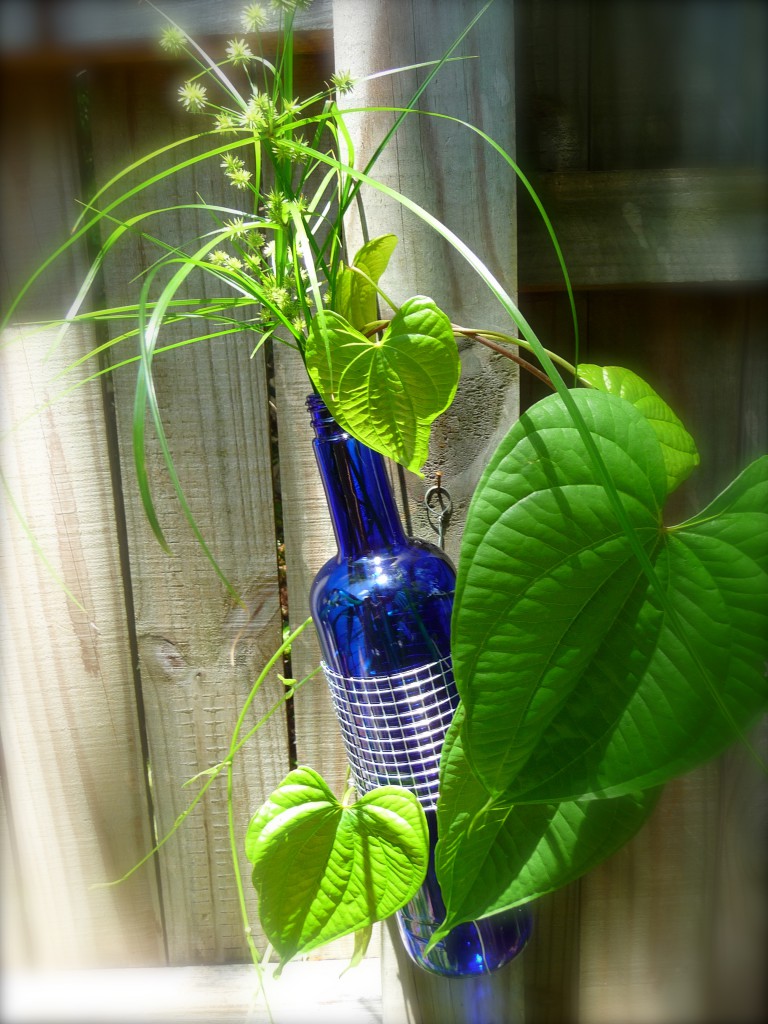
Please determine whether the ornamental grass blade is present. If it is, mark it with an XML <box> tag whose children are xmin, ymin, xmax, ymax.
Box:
<box><xmin>578</xmin><ymin>364</ymin><xmax>699</xmax><ymax>493</ymax></box>
<box><xmin>431</xmin><ymin>711</ymin><xmax>660</xmax><ymax>944</ymax></box>
<box><xmin>452</xmin><ymin>388</ymin><xmax>768</xmax><ymax>803</ymax></box>
<box><xmin>306</xmin><ymin>296</ymin><xmax>459</xmax><ymax>473</ymax></box>
<box><xmin>245</xmin><ymin>767</ymin><xmax>428</xmax><ymax>970</ymax></box>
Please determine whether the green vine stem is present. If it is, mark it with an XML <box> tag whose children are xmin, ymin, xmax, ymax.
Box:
<box><xmin>94</xmin><ymin>617</ymin><xmax>316</xmax><ymax>892</ymax></box>
<box><xmin>223</xmin><ymin>618</ymin><xmax>321</xmax><ymax>970</ymax></box>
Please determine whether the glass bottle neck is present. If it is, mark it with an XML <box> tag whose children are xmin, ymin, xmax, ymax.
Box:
<box><xmin>307</xmin><ymin>395</ymin><xmax>407</xmax><ymax>557</ymax></box>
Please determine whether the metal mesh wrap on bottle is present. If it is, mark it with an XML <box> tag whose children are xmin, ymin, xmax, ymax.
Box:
<box><xmin>321</xmin><ymin>656</ymin><xmax>457</xmax><ymax>811</ymax></box>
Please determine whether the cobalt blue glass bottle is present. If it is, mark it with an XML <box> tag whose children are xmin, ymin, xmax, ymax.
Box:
<box><xmin>307</xmin><ymin>394</ymin><xmax>532</xmax><ymax>977</ymax></box>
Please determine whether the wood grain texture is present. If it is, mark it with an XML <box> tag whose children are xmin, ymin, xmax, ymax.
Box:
<box><xmin>578</xmin><ymin>770</ymin><xmax>719</xmax><ymax>1024</ymax></box>
<box><xmin>87</xmin><ymin>63</ymin><xmax>289</xmax><ymax>964</ymax></box>
<box><xmin>332</xmin><ymin>0</ymin><xmax>520</xmax><ymax>566</ymax></box>
<box><xmin>515</xmin><ymin>2</ymin><xmax>768</xmax><ymax>1018</ymax></box>
<box><xmin>518</xmin><ymin>169</ymin><xmax>768</xmax><ymax>289</ymax></box>
<box><xmin>272</xmin><ymin>346</ymin><xmax>343</xmax><ymax>785</ymax></box>
<box><xmin>586</xmin><ymin>0</ymin><xmax>768</xmax><ymax>173</ymax></box>
<box><xmin>0</xmin><ymin>0</ymin><xmax>333</xmax><ymax>57</ymax></box>
<box><xmin>1</xmin><ymin>751</ymin><xmax>30</xmax><ymax>969</ymax></box>
<box><xmin>517</xmin><ymin>0</ymin><xmax>768</xmax><ymax>175</ymax></box>
<box><xmin>515</xmin><ymin>0</ymin><xmax>591</xmax><ymax>173</ymax></box>
<box><xmin>706</xmin><ymin>721</ymin><xmax>768</xmax><ymax>1022</ymax></box>
<box><xmin>523</xmin><ymin>885</ymin><xmax>582</xmax><ymax>1024</ymax></box>
<box><xmin>1</xmin><ymin>326</ymin><xmax>166</xmax><ymax>970</ymax></box>
<box><xmin>0</xmin><ymin>70</ymin><xmax>163</xmax><ymax>969</ymax></box>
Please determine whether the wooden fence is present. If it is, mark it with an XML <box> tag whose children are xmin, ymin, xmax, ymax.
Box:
<box><xmin>1</xmin><ymin>1</ymin><xmax>766</xmax><ymax>1021</ymax></box>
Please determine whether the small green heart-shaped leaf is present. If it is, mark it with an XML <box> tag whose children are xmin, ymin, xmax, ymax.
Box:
<box><xmin>245</xmin><ymin>766</ymin><xmax>428</xmax><ymax>968</ymax></box>
<box><xmin>578</xmin><ymin>363</ymin><xmax>699</xmax><ymax>494</ymax></box>
<box><xmin>335</xmin><ymin>234</ymin><xmax>398</xmax><ymax>330</ymax></box>
<box><xmin>306</xmin><ymin>296</ymin><xmax>459</xmax><ymax>473</ymax></box>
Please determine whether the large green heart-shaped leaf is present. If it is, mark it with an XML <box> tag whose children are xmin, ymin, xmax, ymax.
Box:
<box><xmin>430</xmin><ymin>710</ymin><xmax>660</xmax><ymax>944</ymax></box>
<box><xmin>578</xmin><ymin>363</ymin><xmax>699</xmax><ymax>493</ymax></box>
<box><xmin>245</xmin><ymin>766</ymin><xmax>428</xmax><ymax>969</ymax></box>
<box><xmin>452</xmin><ymin>388</ymin><xmax>768</xmax><ymax>802</ymax></box>
<box><xmin>335</xmin><ymin>234</ymin><xmax>398</xmax><ymax>330</ymax></box>
<box><xmin>306</xmin><ymin>296</ymin><xmax>459</xmax><ymax>473</ymax></box>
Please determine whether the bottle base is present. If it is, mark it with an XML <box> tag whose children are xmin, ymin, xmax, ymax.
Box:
<box><xmin>396</xmin><ymin>904</ymin><xmax>532</xmax><ymax>978</ymax></box>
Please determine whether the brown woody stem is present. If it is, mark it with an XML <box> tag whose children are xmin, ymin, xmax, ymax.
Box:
<box><xmin>453</xmin><ymin>326</ymin><xmax>555</xmax><ymax>390</ymax></box>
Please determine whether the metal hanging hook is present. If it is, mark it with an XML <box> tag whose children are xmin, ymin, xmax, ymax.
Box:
<box><xmin>424</xmin><ymin>473</ymin><xmax>453</xmax><ymax>550</ymax></box>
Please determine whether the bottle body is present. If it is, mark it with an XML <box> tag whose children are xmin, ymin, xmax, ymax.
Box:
<box><xmin>311</xmin><ymin>537</ymin><xmax>458</xmax><ymax>814</ymax></box>
<box><xmin>307</xmin><ymin>395</ymin><xmax>531</xmax><ymax>976</ymax></box>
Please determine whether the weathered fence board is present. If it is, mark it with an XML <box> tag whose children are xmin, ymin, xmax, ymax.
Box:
<box><xmin>0</xmin><ymin>0</ymin><xmax>333</xmax><ymax>56</ymax></box>
<box><xmin>332</xmin><ymin>0</ymin><xmax>520</xmax><ymax>562</ymax></box>
<box><xmin>586</xmin><ymin>0</ymin><xmax>768</xmax><ymax>172</ymax></box>
<box><xmin>86</xmin><ymin>61</ymin><xmax>291</xmax><ymax>964</ymax></box>
<box><xmin>272</xmin><ymin>349</ymin><xmax>343</xmax><ymax>783</ymax></box>
<box><xmin>1</xmin><ymin>2</ymin><xmax>766</xmax><ymax>1021</ymax></box>
<box><xmin>518</xmin><ymin>169</ymin><xmax>768</xmax><ymax>289</ymax></box>
<box><xmin>0</xmin><ymin>70</ymin><xmax>163</xmax><ymax>968</ymax></box>
<box><xmin>515</xmin><ymin>3</ymin><xmax>768</xmax><ymax>1021</ymax></box>
<box><xmin>578</xmin><ymin>768</ymin><xmax>720</xmax><ymax>1024</ymax></box>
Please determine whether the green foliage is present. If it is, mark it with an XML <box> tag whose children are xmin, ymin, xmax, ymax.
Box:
<box><xmin>244</xmin><ymin>767</ymin><xmax>428</xmax><ymax>970</ymax></box>
<box><xmin>306</xmin><ymin>296</ymin><xmax>460</xmax><ymax>473</ymax></box>
<box><xmin>431</xmin><ymin>708</ymin><xmax>660</xmax><ymax>944</ymax></box>
<box><xmin>437</xmin><ymin>387</ymin><xmax>768</xmax><ymax>928</ymax></box>
<box><xmin>452</xmin><ymin>389</ymin><xmax>767</xmax><ymax>801</ymax></box>
<box><xmin>8</xmin><ymin>0</ymin><xmax>767</xmax><ymax>978</ymax></box>
<box><xmin>578</xmin><ymin>363</ymin><xmax>700</xmax><ymax>493</ymax></box>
